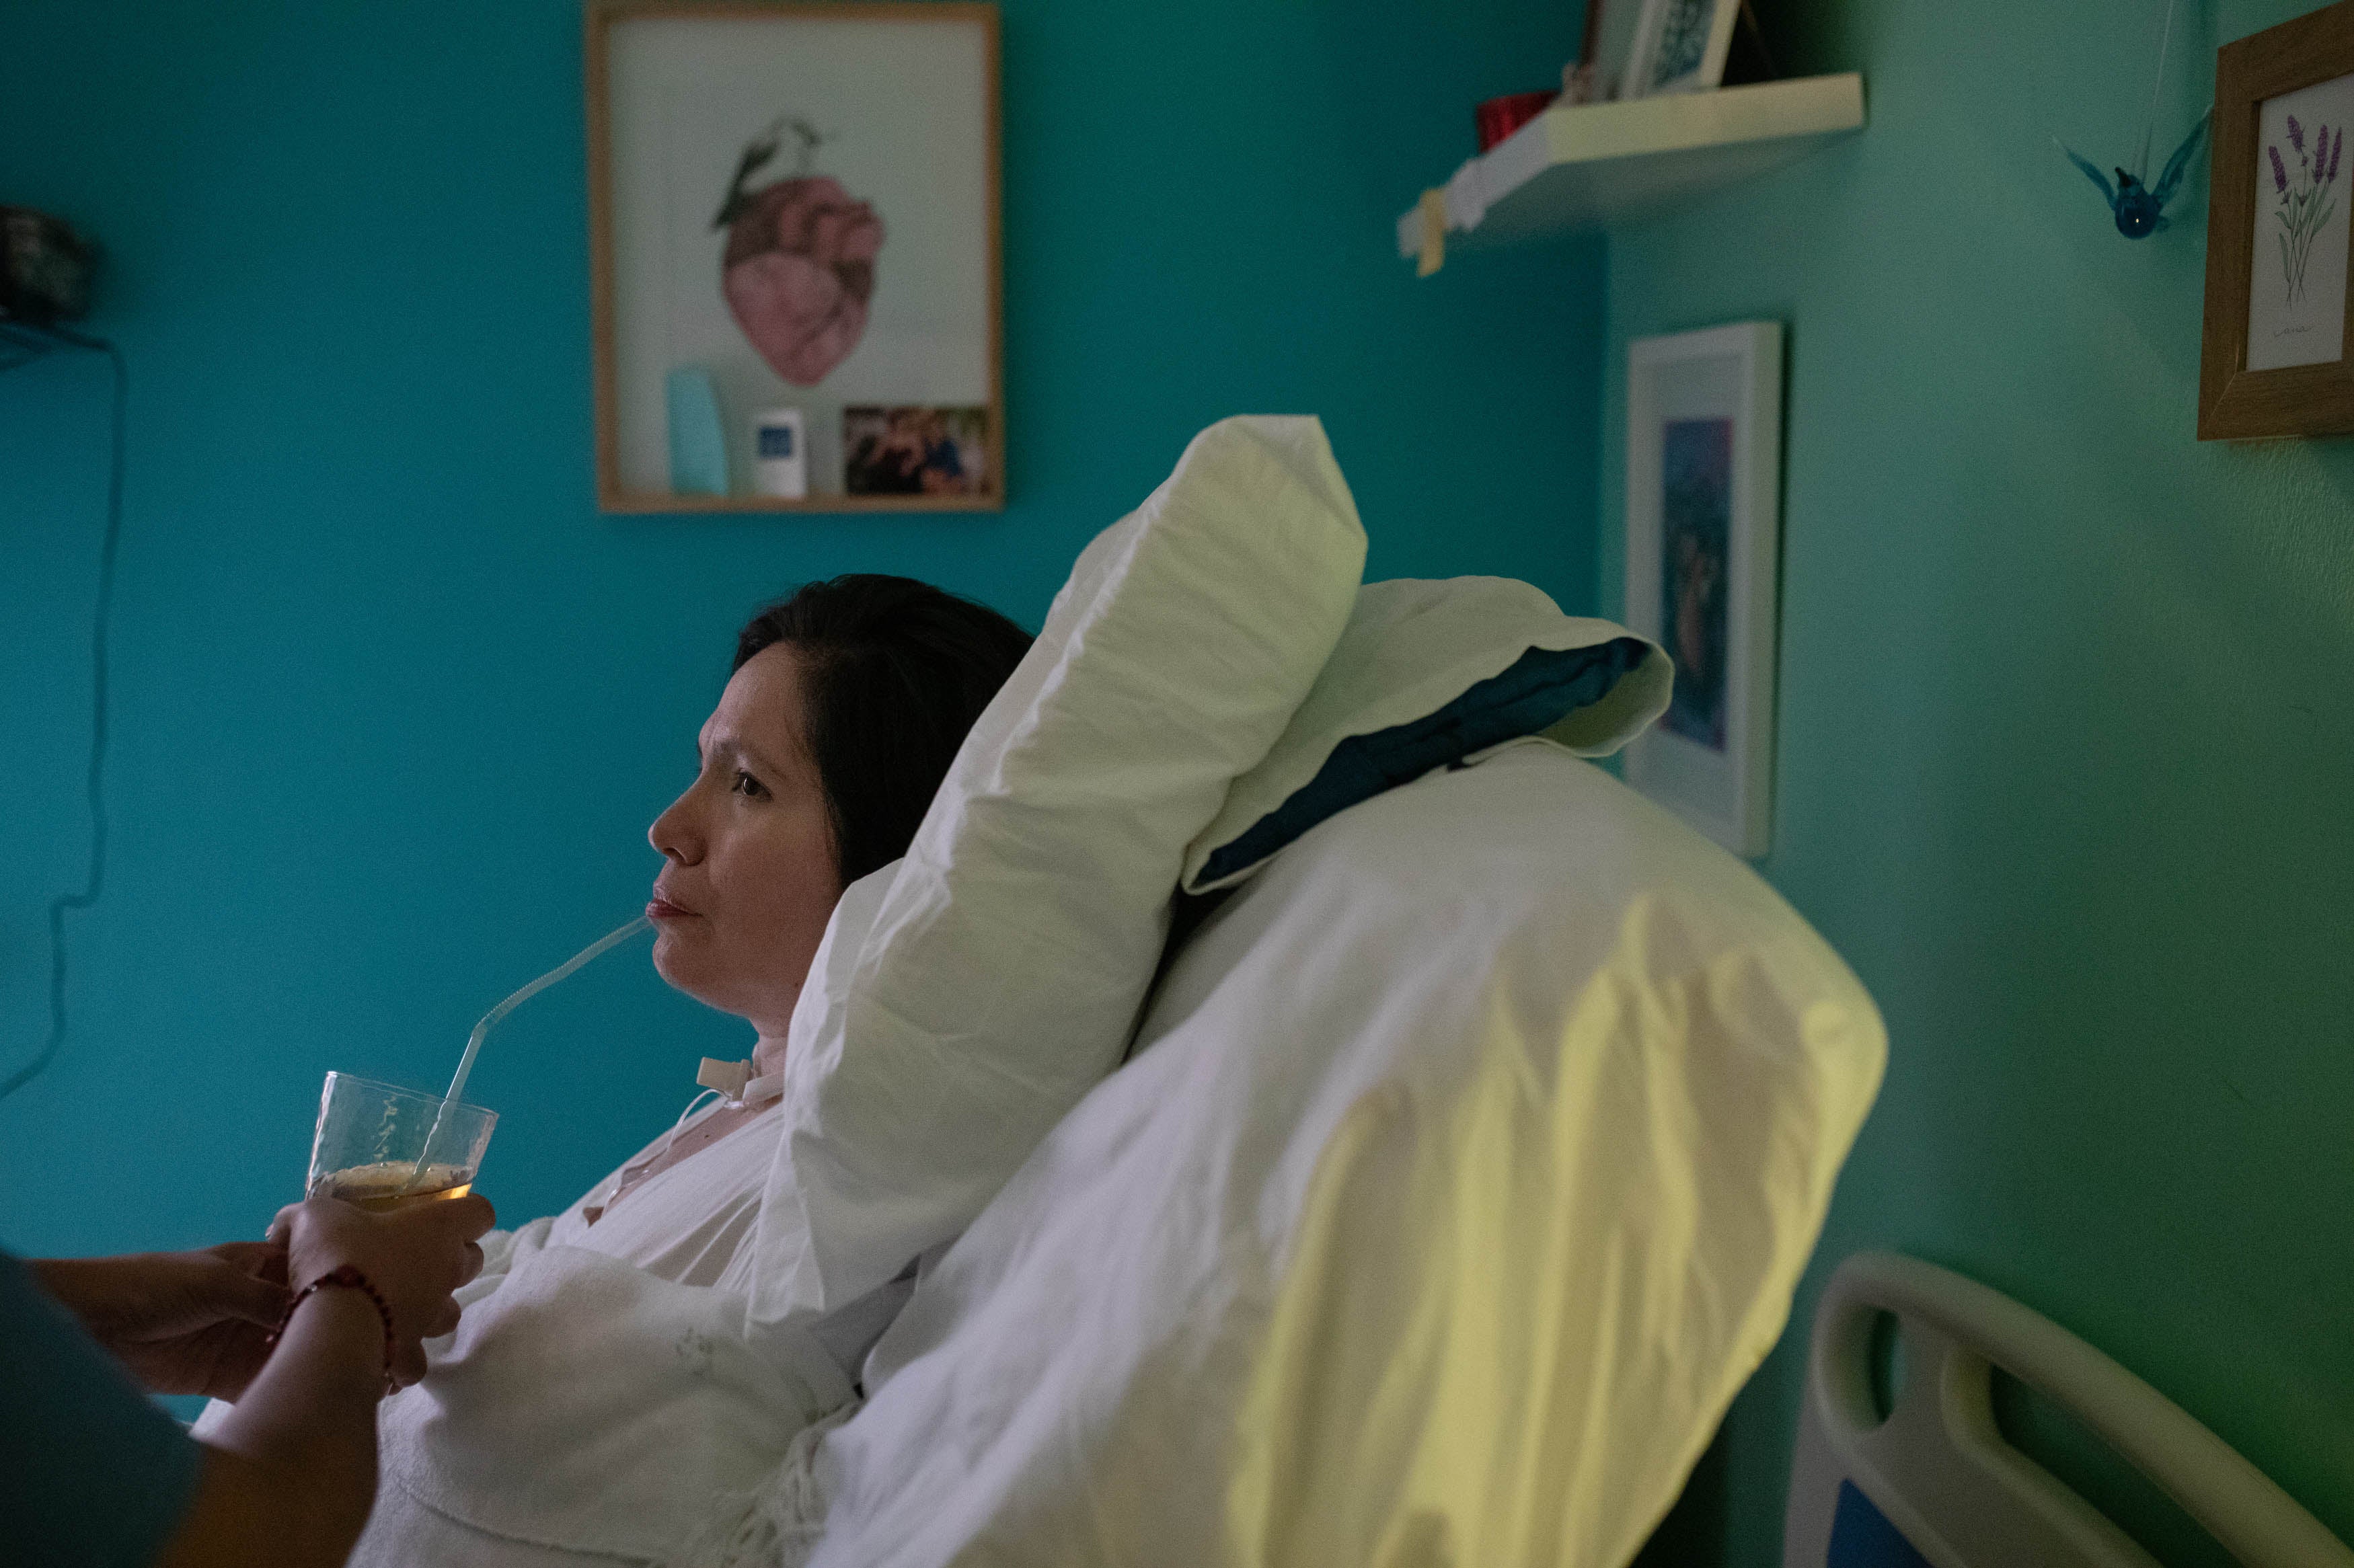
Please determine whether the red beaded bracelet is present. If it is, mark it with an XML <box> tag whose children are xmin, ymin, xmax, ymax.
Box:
<box><xmin>266</xmin><ymin>1263</ymin><xmax>397</xmax><ymax>1388</ymax></box>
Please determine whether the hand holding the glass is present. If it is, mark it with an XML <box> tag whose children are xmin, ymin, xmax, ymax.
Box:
<box><xmin>267</xmin><ymin>1192</ymin><xmax>495</xmax><ymax>1388</ymax></box>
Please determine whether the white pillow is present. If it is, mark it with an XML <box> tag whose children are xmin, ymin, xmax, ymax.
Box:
<box><xmin>1184</xmin><ymin>574</ymin><xmax>1674</xmax><ymax>892</ymax></box>
<box><xmin>750</xmin><ymin>415</ymin><xmax>1369</xmax><ymax>1328</ymax></box>
<box><xmin>792</xmin><ymin>744</ymin><xmax>1886</xmax><ymax>1568</ymax></box>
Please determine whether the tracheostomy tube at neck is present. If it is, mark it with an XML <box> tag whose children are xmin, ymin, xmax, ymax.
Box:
<box><xmin>400</xmin><ymin>915</ymin><xmax>654</xmax><ymax>1198</ymax></box>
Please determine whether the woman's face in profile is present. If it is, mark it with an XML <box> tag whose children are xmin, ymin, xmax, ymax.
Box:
<box><xmin>646</xmin><ymin>643</ymin><xmax>844</xmax><ymax>1036</ymax></box>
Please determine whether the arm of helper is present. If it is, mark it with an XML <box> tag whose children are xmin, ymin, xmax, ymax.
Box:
<box><xmin>32</xmin><ymin>1243</ymin><xmax>289</xmax><ymax>1400</ymax></box>
<box><xmin>152</xmin><ymin>1195</ymin><xmax>494</xmax><ymax>1568</ymax></box>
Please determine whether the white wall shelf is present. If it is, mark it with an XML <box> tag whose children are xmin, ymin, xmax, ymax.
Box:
<box><xmin>1398</xmin><ymin>73</ymin><xmax>1865</xmax><ymax>267</ymax></box>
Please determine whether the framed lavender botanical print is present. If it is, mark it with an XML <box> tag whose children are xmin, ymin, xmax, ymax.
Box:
<box><xmin>587</xmin><ymin>2</ymin><xmax>1003</xmax><ymax>508</ymax></box>
<box><xmin>2200</xmin><ymin>0</ymin><xmax>2354</xmax><ymax>438</ymax></box>
<box><xmin>1622</xmin><ymin>321</ymin><xmax>1782</xmax><ymax>858</ymax></box>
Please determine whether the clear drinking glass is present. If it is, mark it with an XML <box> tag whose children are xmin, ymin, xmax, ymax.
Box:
<box><xmin>306</xmin><ymin>1071</ymin><xmax>496</xmax><ymax>1210</ymax></box>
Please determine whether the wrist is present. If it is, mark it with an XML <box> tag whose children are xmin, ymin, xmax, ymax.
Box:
<box><xmin>273</xmin><ymin>1287</ymin><xmax>391</xmax><ymax>1399</ymax></box>
<box><xmin>270</xmin><ymin>1265</ymin><xmax>397</xmax><ymax>1393</ymax></box>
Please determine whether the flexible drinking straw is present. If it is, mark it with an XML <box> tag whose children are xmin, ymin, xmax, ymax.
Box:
<box><xmin>400</xmin><ymin>914</ymin><xmax>653</xmax><ymax>1197</ymax></box>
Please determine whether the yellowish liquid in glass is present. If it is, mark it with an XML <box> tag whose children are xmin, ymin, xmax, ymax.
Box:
<box><xmin>313</xmin><ymin>1161</ymin><xmax>473</xmax><ymax>1212</ymax></box>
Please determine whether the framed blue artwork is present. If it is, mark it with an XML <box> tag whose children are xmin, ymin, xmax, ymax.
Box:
<box><xmin>1622</xmin><ymin>319</ymin><xmax>1782</xmax><ymax>858</ymax></box>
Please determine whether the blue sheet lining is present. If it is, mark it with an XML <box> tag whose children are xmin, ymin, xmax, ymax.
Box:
<box><xmin>1196</xmin><ymin>637</ymin><xmax>1649</xmax><ymax>886</ymax></box>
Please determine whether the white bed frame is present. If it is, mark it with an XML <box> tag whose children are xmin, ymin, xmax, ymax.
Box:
<box><xmin>1783</xmin><ymin>1251</ymin><xmax>2353</xmax><ymax>1568</ymax></box>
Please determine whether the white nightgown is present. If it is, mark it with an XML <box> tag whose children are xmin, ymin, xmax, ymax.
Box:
<box><xmin>542</xmin><ymin>1102</ymin><xmax>910</xmax><ymax>1382</ymax></box>
<box><xmin>202</xmin><ymin>1096</ymin><xmax>910</xmax><ymax>1568</ymax></box>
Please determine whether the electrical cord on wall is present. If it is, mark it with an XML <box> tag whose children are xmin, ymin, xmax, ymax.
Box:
<box><xmin>0</xmin><ymin>321</ymin><xmax>126</xmax><ymax>1103</ymax></box>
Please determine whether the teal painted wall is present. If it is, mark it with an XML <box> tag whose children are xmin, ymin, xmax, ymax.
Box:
<box><xmin>1603</xmin><ymin>1</ymin><xmax>2354</xmax><ymax>1561</ymax></box>
<box><xmin>1</xmin><ymin>0</ymin><xmax>1600</xmax><ymax>1263</ymax></box>
<box><xmin>18</xmin><ymin>1</ymin><xmax>2341</xmax><ymax>1556</ymax></box>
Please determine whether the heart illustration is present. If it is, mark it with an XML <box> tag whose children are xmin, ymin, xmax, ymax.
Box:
<box><xmin>720</xmin><ymin>175</ymin><xmax>883</xmax><ymax>387</ymax></box>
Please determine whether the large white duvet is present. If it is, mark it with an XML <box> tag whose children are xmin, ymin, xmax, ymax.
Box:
<box><xmin>689</xmin><ymin>741</ymin><xmax>1884</xmax><ymax>1568</ymax></box>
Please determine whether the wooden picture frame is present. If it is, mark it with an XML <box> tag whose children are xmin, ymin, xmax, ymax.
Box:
<box><xmin>1622</xmin><ymin>321</ymin><xmax>1782</xmax><ymax>859</ymax></box>
<box><xmin>586</xmin><ymin>1</ymin><xmax>1003</xmax><ymax>510</ymax></box>
<box><xmin>2198</xmin><ymin>0</ymin><xmax>2354</xmax><ymax>440</ymax></box>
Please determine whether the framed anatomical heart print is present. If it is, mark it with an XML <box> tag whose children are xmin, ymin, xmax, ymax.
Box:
<box><xmin>588</xmin><ymin>3</ymin><xmax>1001</xmax><ymax>510</ymax></box>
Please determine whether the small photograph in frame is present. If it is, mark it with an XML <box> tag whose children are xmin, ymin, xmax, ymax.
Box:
<box><xmin>1623</xmin><ymin>321</ymin><xmax>1783</xmax><ymax>858</ymax></box>
<box><xmin>586</xmin><ymin>1</ymin><xmax>1003</xmax><ymax>510</ymax></box>
<box><xmin>842</xmin><ymin>405</ymin><xmax>990</xmax><ymax>496</ymax></box>
<box><xmin>1623</xmin><ymin>0</ymin><xmax>1741</xmax><ymax>100</ymax></box>
<box><xmin>2199</xmin><ymin>0</ymin><xmax>2354</xmax><ymax>438</ymax></box>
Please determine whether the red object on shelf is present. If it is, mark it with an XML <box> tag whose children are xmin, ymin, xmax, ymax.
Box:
<box><xmin>1475</xmin><ymin>90</ymin><xmax>1559</xmax><ymax>152</ymax></box>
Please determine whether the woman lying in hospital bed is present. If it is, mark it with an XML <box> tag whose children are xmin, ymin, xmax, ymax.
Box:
<box><xmin>208</xmin><ymin>416</ymin><xmax>1881</xmax><ymax>1568</ymax></box>
<box><xmin>201</xmin><ymin>572</ymin><xmax>1033</xmax><ymax>1565</ymax></box>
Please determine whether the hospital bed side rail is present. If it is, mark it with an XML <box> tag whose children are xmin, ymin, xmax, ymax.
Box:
<box><xmin>1782</xmin><ymin>1249</ymin><xmax>2353</xmax><ymax>1568</ymax></box>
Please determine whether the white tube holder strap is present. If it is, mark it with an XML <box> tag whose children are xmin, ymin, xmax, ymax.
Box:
<box><xmin>1782</xmin><ymin>1250</ymin><xmax>2353</xmax><ymax>1568</ymax></box>
<box><xmin>697</xmin><ymin>1056</ymin><xmax>784</xmax><ymax>1109</ymax></box>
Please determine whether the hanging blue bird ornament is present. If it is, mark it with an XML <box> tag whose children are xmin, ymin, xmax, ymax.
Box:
<box><xmin>2061</xmin><ymin>108</ymin><xmax>2211</xmax><ymax>237</ymax></box>
<box><xmin>2054</xmin><ymin>0</ymin><xmax>2211</xmax><ymax>238</ymax></box>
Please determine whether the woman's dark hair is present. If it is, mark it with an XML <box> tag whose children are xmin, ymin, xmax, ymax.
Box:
<box><xmin>734</xmin><ymin>574</ymin><xmax>1032</xmax><ymax>885</ymax></box>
